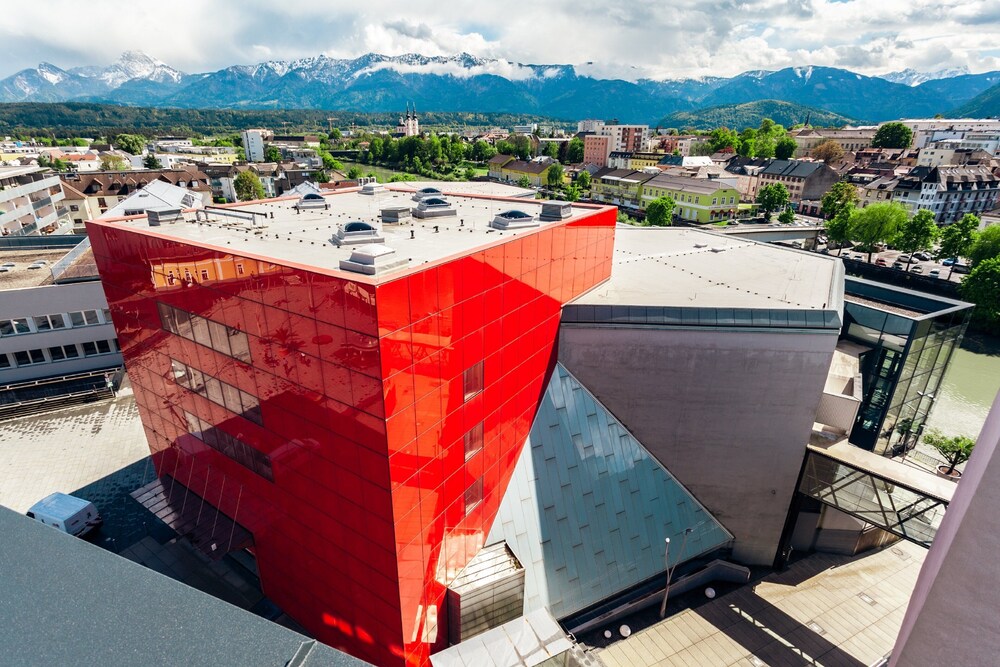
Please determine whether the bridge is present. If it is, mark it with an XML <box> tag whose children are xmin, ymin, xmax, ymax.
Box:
<box><xmin>720</xmin><ymin>224</ymin><xmax>825</xmax><ymax>244</ymax></box>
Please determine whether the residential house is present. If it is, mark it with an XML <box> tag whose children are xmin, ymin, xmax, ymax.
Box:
<box><xmin>487</xmin><ymin>155</ymin><xmax>515</xmax><ymax>180</ymax></box>
<box><xmin>608</xmin><ymin>152</ymin><xmax>633</xmax><ymax>169</ymax></box>
<box><xmin>590</xmin><ymin>168</ymin><xmax>655</xmax><ymax>210</ymax></box>
<box><xmin>757</xmin><ymin>159</ymin><xmax>840</xmax><ymax>204</ymax></box>
<box><xmin>900</xmin><ymin>119</ymin><xmax>1000</xmax><ymax>149</ymax></box>
<box><xmin>497</xmin><ymin>157</ymin><xmax>554</xmax><ymax>187</ymax></box>
<box><xmin>201</xmin><ymin>163</ymin><xmax>282</xmax><ymax>202</ymax></box>
<box><xmin>858</xmin><ymin>176</ymin><xmax>900</xmax><ymax>209</ymax></box>
<box><xmin>597</xmin><ymin>124</ymin><xmax>650</xmax><ymax>153</ymax></box>
<box><xmin>639</xmin><ymin>174</ymin><xmax>741</xmax><ymax>223</ymax></box>
<box><xmin>59</xmin><ymin>167</ymin><xmax>211</xmax><ymax>222</ymax></box>
<box><xmin>724</xmin><ymin>157</ymin><xmax>770</xmax><ymax>201</ymax></box>
<box><xmin>628</xmin><ymin>152</ymin><xmax>667</xmax><ymax>169</ymax></box>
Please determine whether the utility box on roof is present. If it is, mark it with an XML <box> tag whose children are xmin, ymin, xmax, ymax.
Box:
<box><xmin>446</xmin><ymin>542</ymin><xmax>525</xmax><ymax>645</ymax></box>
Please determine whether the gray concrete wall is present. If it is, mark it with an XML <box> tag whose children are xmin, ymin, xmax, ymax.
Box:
<box><xmin>559</xmin><ymin>325</ymin><xmax>837</xmax><ymax>565</ymax></box>
<box><xmin>0</xmin><ymin>281</ymin><xmax>121</xmax><ymax>383</ymax></box>
<box><xmin>891</xmin><ymin>390</ymin><xmax>1000</xmax><ymax>667</ymax></box>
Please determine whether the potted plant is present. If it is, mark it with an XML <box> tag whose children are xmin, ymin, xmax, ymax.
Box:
<box><xmin>922</xmin><ymin>429</ymin><xmax>976</xmax><ymax>480</ymax></box>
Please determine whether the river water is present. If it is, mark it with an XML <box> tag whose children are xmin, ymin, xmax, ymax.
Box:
<box><xmin>924</xmin><ymin>334</ymin><xmax>1000</xmax><ymax>439</ymax></box>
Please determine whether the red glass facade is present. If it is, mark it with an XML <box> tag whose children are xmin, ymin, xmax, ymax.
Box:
<box><xmin>88</xmin><ymin>201</ymin><xmax>615</xmax><ymax>666</ymax></box>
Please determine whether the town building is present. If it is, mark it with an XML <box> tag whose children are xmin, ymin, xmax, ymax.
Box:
<box><xmin>589</xmin><ymin>168</ymin><xmax>655</xmax><ymax>210</ymax></box>
<box><xmin>724</xmin><ymin>156</ymin><xmax>770</xmax><ymax>201</ymax></box>
<box><xmin>899</xmin><ymin>118</ymin><xmax>1000</xmax><ymax>149</ymax></box>
<box><xmin>491</xmin><ymin>156</ymin><xmax>554</xmax><ymax>187</ymax></box>
<box><xmin>756</xmin><ymin>159</ymin><xmax>841</xmax><ymax>204</ymax></box>
<box><xmin>892</xmin><ymin>165</ymin><xmax>1000</xmax><ymax>223</ymax></box>
<box><xmin>0</xmin><ymin>240</ymin><xmax>121</xmax><ymax>385</ymax></box>
<box><xmin>576</xmin><ymin>119</ymin><xmax>604</xmax><ymax>133</ymax></box>
<box><xmin>790</xmin><ymin>127</ymin><xmax>878</xmax><ymax>157</ymax></box>
<box><xmin>87</xmin><ymin>188</ymin><xmax>617</xmax><ymax>666</ymax></box>
<box><xmin>240</xmin><ymin>129</ymin><xmax>269</xmax><ymax>162</ymax></box>
<box><xmin>916</xmin><ymin>141</ymin><xmax>992</xmax><ymax>168</ymax></box>
<box><xmin>639</xmin><ymin>173</ymin><xmax>742</xmax><ymax>223</ymax></box>
<box><xmin>597</xmin><ymin>123</ymin><xmax>651</xmax><ymax>153</ymax></box>
<box><xmin>60</xmin><ymin>168</ymin><xmax>211</xmax><ymax>221</ymax></box>
<box><xmin>628</xmin><ymin>152</ymin><xmax>667</xmax><ymax>169</ymax></box>
<box><xmin>393</xmin><ymin>105</ymin><xmax>420</xmax><ymax>137</ymax></box>
<box><xmin>582</xmin><ymin>134</ymin><xmax>611</xmax><ymax>167</ymax></box>
<box><xmin>606</xmin><ymin>151</ymin><xmax>633</xmax><ymax>169</ymax></box>
<box><xmin>0</xmin><ymin>166</ymin><xmax>74</xmax><ymax>237</ymax></box>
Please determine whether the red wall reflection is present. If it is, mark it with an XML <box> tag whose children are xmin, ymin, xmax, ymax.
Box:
<box><xmin>88</xmin><ymin>206</ymin><xmax>615</xmax><ymax>666</ymax></box>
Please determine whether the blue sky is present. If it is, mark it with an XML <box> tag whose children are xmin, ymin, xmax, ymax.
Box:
<box><xmin>1</xmin><ymin>0</ymin><xmax>998</xmax><ymax>80</ymax></box>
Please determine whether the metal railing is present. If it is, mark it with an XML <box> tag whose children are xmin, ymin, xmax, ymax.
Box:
<box><xmin>48</xmin><ymin>237</ymin><xmax>91</xmax><ymax>281</ymax></box>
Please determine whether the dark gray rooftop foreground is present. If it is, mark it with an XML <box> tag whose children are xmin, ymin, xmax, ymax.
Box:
<box><xmin>0</xmin><ymin>506</ymin><xmax>369</xmax><ymax>667</ymax></box>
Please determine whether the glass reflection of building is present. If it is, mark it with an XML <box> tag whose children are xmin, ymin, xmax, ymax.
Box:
<box><xmin>841</xmin><ymin>277</ymin><xmax>972</xmax><ymax>454</ymax></box>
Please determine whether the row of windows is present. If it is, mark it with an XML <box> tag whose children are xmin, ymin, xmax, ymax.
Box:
<box><xmin>644</xmin><ymin>190</ymin><xmax>736</xmax><ymax>206</ymax></box>
<box><xmin>0</xmin><ymin>309</ymin><xmax>110</xmax><ymax>337</ymax></box>
<box><xmin>0</xmin><ymin>338</ymin><xmax>119</xmax><ymax>370</ymax></box>
<box><xmin>170</xmin><ymin>358</ymin><xmax>262</xmax><ymax>426</ymax></box>
<box><xmin>157</xmin><ymin>302</ymin><xmax>251</xmax><ymax>364</ymax></box>
<box><xmin>184</xmin><ymin>410</ymin><xmax>274</xmax><ymax>482</ymax></box>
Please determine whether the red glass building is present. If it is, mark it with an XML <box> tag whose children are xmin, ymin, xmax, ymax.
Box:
<box><xmin>88</xmin><ymin>188</ymin><xmax>615</xmax><ymax>666</ymax></box>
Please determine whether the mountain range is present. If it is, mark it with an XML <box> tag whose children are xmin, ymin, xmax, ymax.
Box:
<box><xmin>3</xmin><ymin>51</ymin><xmax>1000</xmax><ymax>125</ymax></box>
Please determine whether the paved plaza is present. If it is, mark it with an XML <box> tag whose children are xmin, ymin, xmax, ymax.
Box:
<box><xmin>0</xmin><ymin>387</ymin><xmax>148</xmax><ymax>514</ymax></box>
<box><xmin>596</xmin><ymin>542</ymin><xmax>924</xmax><ymax>667</ymax></box>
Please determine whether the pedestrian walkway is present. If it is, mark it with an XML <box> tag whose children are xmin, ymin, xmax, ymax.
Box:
<box><xmin>598</xmin><ymin>542</ymin><xmax>923</xmax><ymax>667</ymax></box>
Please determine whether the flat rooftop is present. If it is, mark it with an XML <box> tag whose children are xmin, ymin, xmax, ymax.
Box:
<box><xmin>566</xmin><ymin>227</ymin><xmax>843</xmax><ymax>331</ymax></box>
<box><xmin>0</xmin><ymin>249</ymin><xmax>68</xmax><ymax>290</ymax></box>
<box><xmin>91</xmin><ymin>185</ymin><xmax>608</xmax><ymax>283</ymax></box>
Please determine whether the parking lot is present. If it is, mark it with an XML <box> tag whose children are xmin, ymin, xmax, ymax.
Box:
<box><xmin>836</xmin><ymin>248</ymin><xmax>963</xmax><ymax>282</ymax></box>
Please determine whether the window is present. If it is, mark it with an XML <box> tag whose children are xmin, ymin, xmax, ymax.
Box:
<box><xmin>463</xmin><ymin>361</ymin><xmax>484</xmax><ymax>401</ymax></box>
<box><xmin>464</xmin><ymin>422</ymin><xmax>484</xmax><ymax>461</ymax></box>
<box><xmin>48</xmin><ymin>345</ymin><xmax>79</xmax><ymax>361</ymax></box>
<box><xmin>82</xmin><ymin>340</ymin><xmax>111</xmax><ymax>356</ymax></box>
<box><xmin>1</xmin><ymin>318</ymin><xmax>31</xmax><ymax>336</ymax></box>
<box><xmin>69</xmin><ymin>310</ymin><xmax>100</xmax><ymax>327</ymax></box>
<box><xmin>171</xmin><ymin>358</ymin><xmax>262</xmax><ymax>426</ymax></box>
<box><xmin>0</xmin><ymin>353</ymin><xmax>10</xmax><ymax>368</ymax></box>
<box><xmin>102</xmin><ymin>309</ymin><xmax>112</xmax><ymax>323</ymax></box>
<box><xmin>465</xmin><ymin>478</ymin><xmax>483</xmax><ymax>514</ymax></box>
<box><xmin>33</xmin><ymin>314</ymin><xmax>67</xmax><ymax>331</ymax></box>
<box><xmin>157</xmin><ymin>301</ymin><xmax>251</xmax><ymax>363</ymax></box>
<box><xmin>14</xmin><ymin>349</ymin><xmax>46</xmax><ymax>366</ymax></box>
<box><xmin>236</xmin><ymin>263</ymin><xmax>245</xmax><ymax>275</ymax></box>
<box><xmin>200</xmin><ymin>270</ymin><xmax>210</xmax><ymax>281</ymax></box>
<box><xmin>183</xmin><ymin>411</ymin><xmax>273</xmax><ymax>482</ymax></box>
<box><xmin>712</xmin><ymin>198</ymin><xmax>717</xmax><ymax>205</ymax></box>
<box><xmin>70</xmin><ymin>204</ymin><xmax>79</xmax><ymax>212</ymax></box>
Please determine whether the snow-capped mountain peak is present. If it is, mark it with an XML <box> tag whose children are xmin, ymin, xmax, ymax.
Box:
<box><xmin>69</xmin><ymin>51</ymin><xmax>185</xmax><ymax>88</ymax></box>
<box><xmin>880</xmin><ymin>67</ymin><xmax>971</xmax><ymax>87</ymax></box>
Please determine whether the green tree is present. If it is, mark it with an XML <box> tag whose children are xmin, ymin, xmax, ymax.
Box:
<box><xmin>516</xmin><ymin>175</ymin><xmax>531</xmax><ymax>188</ymax></box>
<box><xmin>922</xmin><ymin>429</ymin><xmax>976</xmax><ymax>475</ymax></box>
<box><xmin>575</xmin><ymin>170</ymin><xmax>591</xmax><ymax>190</ymax></box>
<box><xmin>851</xmin><ymin>202</ymin><xmax>908</xmax><ymax>261</ymax></box>
<box><xmin>778</xmin><ymin>207</ymin><xmax>795</xmax><ymax>225</ymax></box>
<box><xmin>463</xmin><ymin>167</ymin><xmax>477</xmax><ymax>180</ymax></box>
<box><xmin>546</xmin><ymin>163</ymin><xmax>565</xmax><ymax>189</ymax></box>
<box><xmin>961</xmin><ymin>257</ymin><xmax>1000</xmax><ymax>333</ymax></box>
<box><xmin>542</xmin><ymin>142</ymin><xmax>560</xmax><ymax>159</ymax></box>
<box><xmin>143</xmin><ymin>153</ymin><xmax>163</xmax><ymax>169</ymax></box>
<box><xmin>566</xmin><ymin>137</ymin><xmax>585</xmax><ymax>163</ymax></box>
<box><xmin>708</xmin><ymin>127</ymin><xmax>739</xmax><ymax>152</ymax></box>
<box><xmin>820</xmin><ymin>181</ymin><xmax>858</xmax><ymax>219</ymax></box>
<box><xmin>937</xmin><ymin>213</ymin><xmax>979</xmax><ymax>278</ymax></box>
<box><xmin>812</xmin><ymin>140</ymin><xmax>844</xmax><ymax>163</ymax></box>
<box><xmin>264</xmin><ymin>145</ymin><xmax>282</xmax><ymax>162</ymax></box>
<box><xmin>321</xmin><ymin>153</ymin><xmax>344</xmax><ymax>171</ymax></box>
<box><xmin>775</xmin><ymin>136</ymin><xmax>797</xmax><ymax>160</ymax></box>
<box><xmin>969</xmin><ymin>224</ymin><xmax>1000</xmax><ymax>267</ymax></box>
<box><xmin>756</xmin><ymin>183</ymin><xmax>790</xmax><ymax>221</ymax></box>
<box><xmin>471</xmin><ymin>140</ymin><xmax>497</xmax><ymax>162</ymax></box>
<box><xmin>313</xmin><ymin>169</ymin><xmax>329</xmax><ymax>183</ymax></box>
<box><xmin>113</xmin><ymin>133</ymin><xmax>146</xmax><ymax>155</ymax></box>
<box><xmin>564</xmin><ymin>184</ymin><xmax>581</xmax><ymax>202</ymax></box>
<box><xmin>645</xmin><ymin>196</ymin><xmax>676</xmax><ymax>227</ymax></box>
<box><xmin>825</xmin><ymin>205</ymin><xmax>855</xmax><ymax>255</ymax></box>
<box><xmin>895</xmin><ymin>210</ymin><xmax>939</xmax><ymax>271</ymax></box>
<box><xmin>100</xmin><ymin>154</ymin><xmax>128</xmax><ymax>171</ymax></box>
<box><xmin>347</xmin><ymin>166</ymin><xmax>362</xmax><ymax>179</ymax></box>
<box><xmin>871</xmin><ymin>122</ymin><xmax>914</xmax><ymax>149</ymax></box>
<box><xmin>234</xmin><ymin>170</ymin><xmax>265</xmax><ymax>201</ymax></box>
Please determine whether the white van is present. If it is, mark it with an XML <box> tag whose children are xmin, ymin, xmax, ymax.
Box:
<box><xmin>27</xmin><ymin>493</ymin><xmax>103</xmax><ymax>537</ymax></box>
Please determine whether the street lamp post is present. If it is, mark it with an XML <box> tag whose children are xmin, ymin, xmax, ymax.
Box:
<box><xmin>659</xmin><ymin>527</ymin><xmax>694</xmax><ymax>618</ymax></box>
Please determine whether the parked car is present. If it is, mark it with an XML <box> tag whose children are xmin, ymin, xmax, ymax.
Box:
<box><xmin>912</xmin><ymin>265</ymin><xmax>924</xmax><ymax>274</ymax></box>
<box><xmin>913</xmin><ymin>252</ymin><xmax>933</xmax><ymax>261</ymax></box>
<box><xmin>942</xmin><ymin>257</ymin><xmax>957</xmax><ymax>266</ymax></box>
<box><xmin>953</xmin><ymin>263</ymin><xmax>970</xmax><ymax>274</ymax></box>
<box><xmin>875</xmin><ymin>258</ymin><xmax>888</xmax><ymax>267</ymax></box>
<box><xmin>898</xmin><ymin>254</ymin><xmax>913</xmax><ymax>263</ymax></box>
<box><xmin>892</xmin><ymin>262</ymin><xmax>904</xmax><ymax>270</ymax></box>
<box><xmin>0</xmin><ymin>262</ymin><xmax>15</xmax><ymax>268</ymax></box>
<box><xmin>929</xmin><ymin>268</ymin><xmax>941</xmax><ymax>277</ymax></box>
<box><xmin>0</xmin><ymin>267</ymin><xmax>11</xmax><ymax>273</ymax></box>
<box><xmin>27</xmin><ymin>493</ymin><xmax>102</xmax><ymax>537</ymax></box>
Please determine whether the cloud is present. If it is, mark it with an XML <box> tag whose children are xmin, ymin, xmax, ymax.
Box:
<box><xmin>0</xmin><ymin>0</ymin><xmax>998</xmax><ymax>81</ymax></box>
<box><xmin>353</xmin><ymin>59</ymin><xmax>540</xmax><ymax>81</ymax></box>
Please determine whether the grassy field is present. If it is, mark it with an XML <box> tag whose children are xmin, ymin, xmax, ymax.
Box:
<box><xmin>340</xmin><ymin>161</ymin><xmax>442</xmax><ymax>183</ymax></box>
